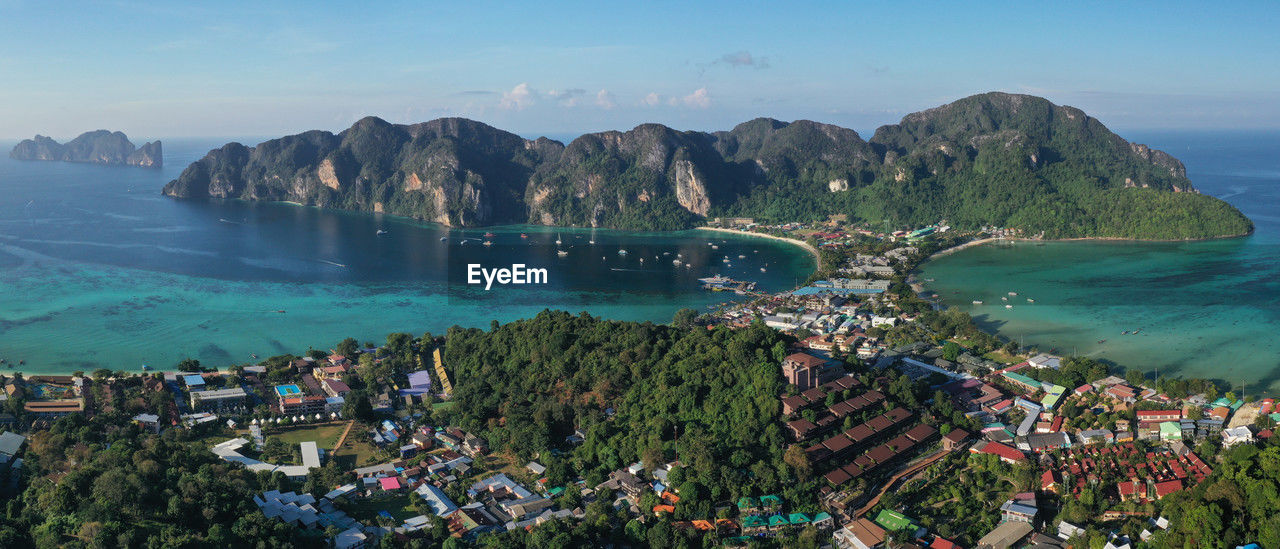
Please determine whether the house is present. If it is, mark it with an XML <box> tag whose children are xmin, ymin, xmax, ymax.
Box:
<box><xmin>526</xmin><ymin>461</ymin><xmax>547</xmax><ymax>476</ymax></box>
<box><xmin>942</xmin><ymin>429</ymin><xmax>970</xmax><ymax>451</ymax></box>
<box><xmin>1223</xmin><ymin>426</ymin><xmax>1254</xmax><ymax>447</ymax></box>
<box><xmin>415</xmin><ymin>484</ymin><xmax>459</xmax><ymax>517</ymax></box>
<box><xmin>971</xmin><ymin>440</ymin><xmax>1024</xmax><ymax>464</ymax></box>
<box><xmin>132</xmin><ymin>413</ymin><xmax>162</xmax><ymax>433</ymax></box>
<box><xmin>278</xmin><ymin>395</ymin><xmax>327</xmax><ymax>415</ymax></box>
<box><xmin>1027</xmin><ymin>354</ymin><xmax>1061</xmax><ymax>369</ymax></box>
<box><xmin>1000</xmin><ymin>499</ymin><xmax>1037</xmax><ymax>523</ymax></box>
<box><xmin>182</xmin><ymin>374</ymin><xmax>206</xmax><ymax>389</ymax></box>
<box><xmin>1136</xmin><ymin>410</ymin><xmax>1181</xmax><ymax>424</ymax></box>
<box><xmin>379</xmin><ymin>477</ymin><xmax>404</xmax><ymax>492</ymax></box>
<box><xmin>1078</xmin><ymin>429</ymin><xmax>1114</xmax><ymax>445</ymax></box>
<box><xmin>833</xmin><ymin>518</ymin><xmax>886</xmax><ymax>549</ymax></box>
<box><xmin>976</xmin><ymin>521</ymin><xmax>1034</xmax><ymax>549</ymax></box>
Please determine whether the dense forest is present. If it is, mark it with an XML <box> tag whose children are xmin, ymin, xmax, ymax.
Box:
<box><xmin>438</xmin><ymin>310</ymin><xmax>812</xmax><ymax>508</ymax></box>
<box><xmin>163</xmin><ymin>92</ymin><xmax>1251</xmax><ymax>240</ymax></box>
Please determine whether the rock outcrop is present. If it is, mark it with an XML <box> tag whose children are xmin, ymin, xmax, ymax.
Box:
<box><xmin>10</xmin><ymin>131</ymin><xmax>162</xmax><ymax>167</ymax></box>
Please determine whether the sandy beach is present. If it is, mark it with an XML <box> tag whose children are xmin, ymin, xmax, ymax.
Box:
<box><xmin>696</xmin><ymin>226</ymin><xmax>823</xmax><ymax>271</ymax></box>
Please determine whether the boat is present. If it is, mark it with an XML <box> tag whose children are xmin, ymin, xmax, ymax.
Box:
<box><xmin>1008</xmin><ymin>292</ymin><xmax>1018</xmax><ymax>296</ymax></box>
<box><xmin>555</xmin><ymin>233</ymin><xmax>562</xmax><ymax>245</ymax></box>
<box><xmin>1097</xmin><ymin>339</ymin><xmax>1107</xmax><ymax>344</ymax></box>
<box><xmin>673</xmin><ymin>259</ymin><xmax>682</xmax><ymax>265</ymax></box>
<box><xmin>972</xmin><ymin>300</ymin><xmax>983</xmax><ymax>305</ymax></box>
<box><xmin>557</xmin><ymin>250</ymin><xmax>568</xmax><ymax>257</ymax></box>
<box><xmin>1026</xmin><ymin>298</ymin><xmax>1034</xmax><ymax>303</ymax></box>
<box><xmin>722</xmin><ymin>258</ymin><xmax>730</xmax><ymax>263</ymax></box>
<box><xmin>589</xmin><ymin>239</ymin><xmax>595</xmax><ymax>244</ymax></box>
<box><xmin>376</xmin><ymin>229</ymin><xmax>388</xmax><ymax>235</ymax></box>
<box><xmin>760</xmin><ymin>267</ymin><xmax>767</xmax><ymax>272</ymax></box>
<box><xmin>738</xmin><ymin>254</ymin><xmax>746</xmax><ymax>259</ymax></box>
<box><xmin>1001</xmin><ymin>297</ymin><xmax>1008</xmax><ymax>301</ymax></box>
<box><xmin>484</xmin><ymin>232</ymin><xmax>495</xmax><ymax>237</ymax></box>
<box><xmin>618</xmin><ymin>249</ymin><xmax>628</xmax><ymax>255</ymax></box>
<box><xmin>482</xmin><ymin>240</ymin><xmax>493</xmax><ymax>246</ymax></box>
<box><xmin>439</xmin><ymin>236</ymin><xmax>447</xmax><ymax>241</ymax></box>
<box><xmin>711</xmin><ymin>245</ymin><xmax>719</xmax><ymax>250</ymax></box>
<box><xmin>1005</xmin><ymin>305</ymin><xmax>1013</xmax><ymax>309</ymax></box>
<box><xmin>520</xmin><ymin>233</ymin><xmax>528</xmax><ymax>239</ymax></box>
<box><xmin>275</xmin><ymin>310</ymin><xmax>286</xmax><ymax>313</ymax></box>
<box><xmin>141</xmin><ymin>364</ymin><xmax>151</xmax><ymax>371</ymax></box>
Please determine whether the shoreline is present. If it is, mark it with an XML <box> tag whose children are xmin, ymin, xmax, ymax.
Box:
<box><xmin>695</xmin><ymin>226</ymin><xmax>823</xmax><ymax>273</ymax></box>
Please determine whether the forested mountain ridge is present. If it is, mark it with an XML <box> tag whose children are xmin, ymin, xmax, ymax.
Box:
<box><xmin>162</xmin><ymin>92</ymin><xmax>1251</xmax><ymax>239</ymax></box>
<box><xmin>11</xmin><ymin>130</ymin><xmax>162</xmax><ymax>167</ymax></box>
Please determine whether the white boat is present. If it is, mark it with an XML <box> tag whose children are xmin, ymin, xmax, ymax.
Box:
<box><xmin>482</xmin><ymin>240</ymin><xmax>493</xmax><ymax>246</ymax></box>
<box><xmin>760</xmin><ymin>267</ymin><xmax>767</xmax><ymax>272</ymax></box>
<box><xmin>555</xmin><ymin>233</ymin><xmax>562</xmax><ymax>245</ymax></box>
<box><xmin>711</xmin><ymin>245</ymin><xmax>719</xmax><ymax>250</ymax></box>
<box><xmin>1001</xmin><ymin>297</ymin><xmax>1008</xmax><ymax>301</ymax></box>
<box><xmin>1005</xmin><ymin>304</ymin><xmax>1013</xmax><ymax>309</ymax></box>
<box><xmin>589</xmin><ymin>239</ymin><xmax>595</xmax><ymax>244</ymax></box>
<box><xmin>376</xmin><ymin>229</ymin><xmax>388</xmax><ymax>235</ymax></box>
<box><xmin>738</xmin><ymin>254</ymin><xmax>746</xmax><ymax>259</ymax></box>
<box><xmin>1008</xmin><ymin>292</ymin><xmax>1018</xmax><ymax>296</ymax></box>
<box><xmin>1026</xmin><ymin>298</ymin><xmax>1034</xmax><ymax>303</ymax></box>
<box><xmin>673</xmin><ymin>259</ymin><xmax>682</xmax><ymax>265</ymax></box>
<box><xmin>557</xmin><ymin>250</ymin><xmax>568</xmax><ymax>257</ymax></box>
<box><xmin>618</xmin><ymin>249</ymin><xmax>628</xmax><ymax>255</ymax></box>
<box><xmin>439</xmin><ymin>236</ymin><xmax>447</xmax><ymax>241</ymax></box>
<box><xmin>972</xmin><ymin>300</ymin><xmax>983</xmax><ymax>305</ymax></box>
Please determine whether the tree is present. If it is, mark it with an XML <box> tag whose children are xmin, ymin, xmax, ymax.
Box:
<box><xmin>335</xmin><ymin>337</ymin><xmax>359</xmax><ymax>358</ymax></box>
<box><xmin>783</xmin><ymin>444</ymin><xmax>811</xmax><ymax>481</ymax></box>
<box><xmin>943</xmin><ymin>341</ymin><xmax>961</xmax><ymax>361</ymax></box>
<box><xmin>176</xmin><ymin>358</ymin><xmax>202</xmax><ymax>372</ymax></box>
<box><xmin>672</xmin><ymin>308</ymin><xmax>698</xmax><ymax>331</ymax></box>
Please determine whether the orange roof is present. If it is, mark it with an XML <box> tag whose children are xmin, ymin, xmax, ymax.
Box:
<box><xmin>653</xmin><ymin>505</ymin><xmax>676</xmax><ymax>514</ymax></box>
<box><xmin>661</xmin><ymin>491</ymin><xmax>681</xmax><ymax>504</ymax></box>
<box><xmin>690</xmin><ymin>520</ymin><xmax>714</xmax><ymax>531</ymax></box>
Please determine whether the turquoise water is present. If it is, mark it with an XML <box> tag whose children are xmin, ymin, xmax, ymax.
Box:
<box><xmin>921</xmin><ymin>131</ymin><xmax>1280</xmax><ymax>394</ymax></box>
<box><xmin>0</xmin><ymin>139</ymin><xmax>815</xmax><ymax>374</ymax></box>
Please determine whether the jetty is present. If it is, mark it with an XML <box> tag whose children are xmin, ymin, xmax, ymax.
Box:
<box><xmin>698</xmin><ymin>275</ymin><xmax>758</xmax><ymax>294</ymax></box>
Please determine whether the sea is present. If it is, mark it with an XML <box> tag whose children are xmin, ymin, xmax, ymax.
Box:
<box><xmin>920</xmin><ymin>130</ymin><xmax>1280</xmax><ymax>395</ymax></box>
<box><xmin>0</xmin><ymin>139</ymin><xmax>815</xmax><ymax>374</ymax></box>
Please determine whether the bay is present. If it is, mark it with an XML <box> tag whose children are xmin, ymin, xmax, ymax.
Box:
<box><xmin>0</xmin><ymin>139</ymin><xmax>815</xmax><ymax>374</ymax></box>
<box><xmin>921</xmin><ymin>130</ymin><xmax>1280</xmax><ymax>394</ymax></box>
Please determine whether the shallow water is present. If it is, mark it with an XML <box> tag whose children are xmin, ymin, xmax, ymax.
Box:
<box><xmin>921</xmin><ymin>131</ymin><xmax>1280</xmax><ymax>393</ymax></box>
<box><xmin>0</xmin><ymin>139</ymin><xmax>814</xmax><ymax>373</ymax></box>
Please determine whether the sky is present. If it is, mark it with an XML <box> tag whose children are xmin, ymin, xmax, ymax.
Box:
<box><xmin>1</xmin><ymin>1</ymin><xmax>1278</xmax><ymax>140</ymax></box>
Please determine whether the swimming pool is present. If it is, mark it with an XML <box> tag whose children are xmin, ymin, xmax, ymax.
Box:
<box><xmin>274</xmin><ymin>384</ymin><xmax>302</xmax><ymax>397</ymax></box>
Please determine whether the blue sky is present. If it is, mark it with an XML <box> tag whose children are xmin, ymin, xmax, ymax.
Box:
<box><xmin>1</xmin><ymin>1</ymin><xmax>1277</xmax><ymax>140</ymax></box>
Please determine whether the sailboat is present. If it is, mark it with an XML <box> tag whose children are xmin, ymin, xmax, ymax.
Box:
<box><xmin>555</xmin><ymin>233</ymin><xmax>562</xmax><ymax>245</ymax></box>
<box><xmin>557</xmin><ymin>249</ymin><xmax>568</xmax><ymax>257</ymax></box>
<box><xmin>482</xmin><ymin>240</ymin><xmax>493</xmax><ymax>247</ymax></box>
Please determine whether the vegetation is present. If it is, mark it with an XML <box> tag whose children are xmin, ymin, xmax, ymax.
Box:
<box><xmin>163</xmin><ymin>93</ymin><xmax>1251</xmax><ymax>239</ymax></box>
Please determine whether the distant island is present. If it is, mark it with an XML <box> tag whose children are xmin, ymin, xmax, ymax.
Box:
<box><xmin>10</xmin><ymin>130</ymin><xmax>162</xmax><ymax>168</ymax></box>
<box><xmin>162</xmin><ymin>92</ymin><xmax>1250</xmax><ymax>239</ymax></box>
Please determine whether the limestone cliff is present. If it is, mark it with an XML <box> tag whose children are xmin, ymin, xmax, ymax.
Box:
<box><xmin>10</xmin><ymin>131</ymin><xmax>162</xmax><ymax>167</ymax></box>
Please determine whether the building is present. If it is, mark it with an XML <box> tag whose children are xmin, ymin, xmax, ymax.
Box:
<box><xmin>833</xmin><ymin>518</ymin><xmax>886</xmax><ymax>549</ymax></box>
<box><xmin>942</xmin><ymin>429</ymin><xmax>970</xmax><ymax>451</ymax></box>
<box><xmin>278</xmin><ymin>395</ymin><xmax>328</xmax><ymax>415</ymax></box>
<box><xmin>1027</xmin><ymin>354</ymin><xmax>1062</xmax><ymax>369</ymax></box>
<box><xmin>189</xmin><ymin>387</ymin><xmax>248</xmax><ymax>411</ymax></box>
<box><xmin>1136</xmin><ymin>410</ymin><xmax>1181</xmax><ymax>424</ymax></box>
<box><xmin>1000</xmin><ymin>499</ymin><xmax>1037</xmax><ymax>523</ymax></box>
<box><xmin>977</xmin><ymin>521</ymin><xmax>1034</xmax><ymax>549</ymax></box>
<box><xmin>24</xmin><ymin>399</ymin><xmax>85</xmax><ymax>417</ymax></box>
<box><xmin>322</xmin><ymin>379</ymin><xmax>351</xmax><ymax>398</ymax></box>
<box><xmin>782</xmin><ymin>353</ymin><xmax>837</xmax><ymax>391</ymax></box>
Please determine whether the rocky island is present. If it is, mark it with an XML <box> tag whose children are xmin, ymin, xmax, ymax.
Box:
<box><xmin>10</xmin><ymin>130</ymin><xmax>162</xmax><ymax>168</ymax></box>
<box><xmin>162</xmin><ymin>92</ymin><xmax>1250</xmax><ymax>239</ymax></box>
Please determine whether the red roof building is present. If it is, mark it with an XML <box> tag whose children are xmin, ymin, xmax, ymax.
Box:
<box><xmin>973</xmin><ymin>441</ymin><xmax>1024</xmax><ymax>464</ymax></box>
<box><xmin>1155</xmin><ymin>479</ymin><xmax>1184</xmax><ymax>499</ymax></box>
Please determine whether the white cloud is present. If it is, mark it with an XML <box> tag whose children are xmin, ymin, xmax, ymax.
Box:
<box><xmin>500</xmin><ymin>83</ymin><xmax>536</xmax><ymax>110</ymax></box>
<box><xmin>681</xmin><ymin>88</ymin><xmax>711</xmax><ymax>108</ymax></box>
<box><xmin>546</xmin><ymin>88</ymin><xmax>586</xmax><ymax>107</ymax></box>
<box><xmin>594</xmin><ymin>89</ymin><xmax>616</xmax><ymax>109</ymax></box>
<box><xmin>641</xmin><ymin>92</ymin><xmax>661</xmax><ymax>107</ymax></box>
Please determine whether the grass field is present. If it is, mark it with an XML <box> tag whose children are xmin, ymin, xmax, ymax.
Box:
<box><xmin>262</xmin><ymin>423</ymin><xmax>348</xmax><ymax>448</ymax></box>
<box><xmin>341</xmin><ymin>493</ymin><xmax>420</xmax><ymax>523</ymax></box>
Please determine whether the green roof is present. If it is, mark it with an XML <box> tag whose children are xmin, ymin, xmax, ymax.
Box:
<box><xmin>874</xmin><ymin>509</ymin><xmax>919</xmax><ymax>532</ymax></box>
<box><xmin>788</xmin><ymin>513</ymin><xmax>811</xmax><ymax>524</ymax></box>
<box><xmin>1160</xmin><ymin>421</ymin><xmax>1183</xmax><ymax>440</ymax></box>
<box><xmin>737</xmin><ymin>496</ymin><xmax>756</xmax><ymax>509</ymax></box>
<box><xmin>1002</xmin><ymin>371</ymin><xmax>1039</xmax><ymax>389</ymax></box>
<box><xmin>759</xmin><ymin>494</ymin><xmax>782</xmax><ymax>506</ymax></box>
<box><xmin>547</xmin><ymin>486</ymin><xmax>564</xmax><ymax>496</ymax></box>
<box><xmin>768</xmin><ymin>515</ymin><xmax>789</xmax><ymax>527</ymax></box>
<box><xmin>741</xmin><ymin>516</ymin><xmax>766</xmax><ymax>527</ymax></box>
<box><xmin>813</xmin><ymin>512</ymin><xmax>832</xmax><ymax>523</ymax></box>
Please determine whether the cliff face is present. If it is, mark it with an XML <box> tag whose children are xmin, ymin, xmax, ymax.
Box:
<box><xmin>162</xmin><ymin>92</ymin><xmax>1252</xmax><ymax>239</ymax></box>
<box><xmin>10</xmin><ymin>131</ymin><xmax>162</xmax><ymax>167</ymax></box>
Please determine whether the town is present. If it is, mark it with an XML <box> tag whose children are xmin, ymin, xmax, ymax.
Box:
<box><xmin>0</xmin><ymin>223</ymin><xmax>1273</xmax><ymax>548</ymax></box>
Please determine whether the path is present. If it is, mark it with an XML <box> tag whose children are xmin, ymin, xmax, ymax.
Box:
<box><xmin>853</xmin><ymin>448</ymin><xmax>951</xmax><ymax>518</ymax></box>
<box><xmin>332</xmin><ymin>420</ymin><xmax>356</xmax><ymax>453</ymax></box>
